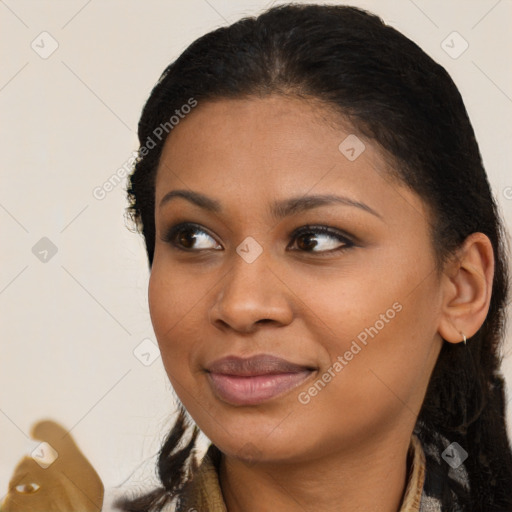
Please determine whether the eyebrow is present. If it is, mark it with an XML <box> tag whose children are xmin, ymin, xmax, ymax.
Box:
<box><xmin>159</xmin><ymin>189</ymin><xmax>382</xmax><ymax>220</ymax></box>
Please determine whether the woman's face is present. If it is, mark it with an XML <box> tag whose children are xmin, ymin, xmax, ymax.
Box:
<box><xmin>149</xmin><ymin>95</ymin><xmax>444</xmax><ymax>463</ymax></box>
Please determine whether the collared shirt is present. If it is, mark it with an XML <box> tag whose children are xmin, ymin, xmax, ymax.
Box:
<box><xmin>175</xmin><ymin>434</ymin><xmax>428</xmax><ymax>512</ymax></box>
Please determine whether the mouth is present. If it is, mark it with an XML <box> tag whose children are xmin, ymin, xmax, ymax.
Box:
<box><xmin>205</xmin><ymin>354</ymin><xmax>316</xmax><ymax>406</ymax></box>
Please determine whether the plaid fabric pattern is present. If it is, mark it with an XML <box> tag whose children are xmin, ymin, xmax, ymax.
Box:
<box><xmin>173</xmin><ymin>433</ymin><xmax>472</xmax><ymax>512</ymax></box>
<box><xmin>418</xmin><ymin>430</ymin><xmax>471</xmax><ymax>512</ymax></box>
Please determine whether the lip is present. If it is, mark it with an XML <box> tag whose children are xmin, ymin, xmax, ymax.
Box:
<box><xmin>205</xmin><ymin>354</ymin><xmax>316</xmax><ymax>406</ymax></box>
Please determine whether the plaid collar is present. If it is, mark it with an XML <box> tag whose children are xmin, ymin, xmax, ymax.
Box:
<box><xmin>175</xmin><ymin>433</ymin><xmax>469</xmax><ymax>511</ymax></box>
<box><xmin>417</xmin><ymin>430</ymin><xmax>471</xmax><ymax>512</ymax></box>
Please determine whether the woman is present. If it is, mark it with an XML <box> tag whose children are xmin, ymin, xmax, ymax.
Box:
<box><xmin>115</xmin><ymin>3</ymin><xmax>512</xmax><ymax>511</ymax></box>
<box><xmin>109</xmin><ymin>3</ymin><xmax>512</xmax><ymax>511</ymax></box>
<box><xmin>4</xmin><ymin>3</ymin><xmax>508</xmax><ymax>512</ymax></box>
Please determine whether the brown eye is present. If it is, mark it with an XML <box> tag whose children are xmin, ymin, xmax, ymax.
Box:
<box><xmin>163</xmin><ymin>223</ymin><xmax>222</xmax><ymax>251</ymax></box>
<box><xmin>295</xmin><ymin>233</ymin><xmax>318</xmax><ymax>251</ymax></box>
<box><xmin>177</xmin><ymin>228</ymin><xmax>198</xmax><ymax>249</ymax></box>
<box><xmin>289</xmin><ymin>226</ymin><xmax>354</xmax><ymax>254</ymax></box>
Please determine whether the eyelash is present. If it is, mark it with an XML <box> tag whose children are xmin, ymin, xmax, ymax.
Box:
<box><xmin>161</xmin><ymin>222</ymin><xmax>356</xmax><ymax>256</ymax></box>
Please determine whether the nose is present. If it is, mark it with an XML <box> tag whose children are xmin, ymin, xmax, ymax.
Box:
<box><xmin>208</xmin><ymin>250</ymin><xmax>294</xmax><ymax>334</ymax></box>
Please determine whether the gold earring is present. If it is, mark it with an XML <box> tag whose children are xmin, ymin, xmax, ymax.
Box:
<box><xmin>461</xmin><ymin>333</ymin><xmax>467</xmax><ymax>345</ymax></box>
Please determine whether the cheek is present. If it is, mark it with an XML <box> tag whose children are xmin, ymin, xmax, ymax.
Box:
<box><xmin>148</xmin><ymin>267</ymin><xmax>195</xmax><ymax>379</ymax></box>
<box><xmin>148</xmin><ymin>270</ymin><xmax>217</xmax><ymax>432</ymax></box>
<box><xmin>311</xmin><ymin>250</ymin><xmax>440</xmax><ymax>398</ymax></box>
<box><xmin>148</xmin><ymin>269</ymin><xmax>174</xmax><ymax>335</ymax></box>
<box><xmin>148</xmin><ymin>259</ymin><xmax>205</xmax><ymax>339</ymax></box>
<box><xmin>315</xmin><ymin>276</ymin><xmax>440</xmax><ymax>428</ymax></box>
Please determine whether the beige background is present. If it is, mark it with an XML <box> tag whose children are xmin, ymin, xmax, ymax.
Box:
<box><xmin>1</xmin><ymin>0</ymin><xmax>511</xmax><ymax>506</ymax></box>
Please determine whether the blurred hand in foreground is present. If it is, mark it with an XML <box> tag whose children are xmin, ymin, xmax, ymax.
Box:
<box><xmin>2</xmin><ymin>420</ymin><xmax>104</xmax><ymax>512</ymax></box>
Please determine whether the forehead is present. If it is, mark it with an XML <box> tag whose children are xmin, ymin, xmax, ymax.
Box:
<box><xmin>154</xmin><ymin>95</ymin><xmax>427</xmax><ymax>225</ymax></box>
<box><xmin>158</xmin><ymin>95</ymin><xmax>364</xmax><ymax>171</ymax></box>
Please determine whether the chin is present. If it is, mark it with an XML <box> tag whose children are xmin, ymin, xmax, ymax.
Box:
<box><xmin>198</xmin><ymin>412</ymin><xmax>315</xmax><ymax>463</ymax></box>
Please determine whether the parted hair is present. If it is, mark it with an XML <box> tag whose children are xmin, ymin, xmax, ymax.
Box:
<box><xmin>117</xmin><ymin>4</ymin><xmax>512</xmax><ymax>511</ymax></box>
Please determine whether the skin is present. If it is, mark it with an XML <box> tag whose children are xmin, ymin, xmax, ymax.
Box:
<box><xmin>149</xmin><ymin>95</ymin><xmax>494</xmax><ymax>512</ymax></box>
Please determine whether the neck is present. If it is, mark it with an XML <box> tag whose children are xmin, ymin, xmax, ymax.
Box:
<box><xmin>219</xmin><ymin>428</ymin><xmax>414</xmax><ymax>512</ymax></box>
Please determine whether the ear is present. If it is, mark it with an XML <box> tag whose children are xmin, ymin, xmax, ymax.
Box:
<box><xmin>437</xmin><ymin>232</ymin><xmax>494</xmax><ymax>344</ymax></box>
